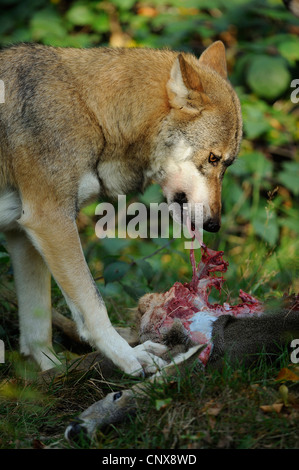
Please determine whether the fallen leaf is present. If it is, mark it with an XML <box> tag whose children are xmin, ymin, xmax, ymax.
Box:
<box><xmin>202</xmin><ymin>399</ymin><xmax>223</xmax><ymax>416</ymax></box>
<box><xmin>32</xmin><ymin>439</ymin><xmax>46</xmax><ymax>449</ymax></box>
<box><xmin>206</xmin><ymin>404</ymin><xmax>223</xmax><ymax>417</ymax></box>
<box><xmin>276</xmin><ymin>367</ymin><xmax>299</xmax><ymax>382</ymax></box>
<box><xmin>260</xmin><ymin>403</ymin><xmax>283</xmax><ymax>414</ymax></box>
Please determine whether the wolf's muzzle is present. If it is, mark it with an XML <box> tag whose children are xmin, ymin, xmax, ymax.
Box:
<box><xmin>173</xmin><ymin>192</ymin><xmax>188</xmax><ymax>206</ymax></box>
<box><xmin>172</xmin><ymin>192</ymin><xmax>197</xmax><ymax>231</ymax></box>
<box><xmin>173</xmin><ymin>192</ymin><xmax>220</xmax><ymax>232</ymax></box>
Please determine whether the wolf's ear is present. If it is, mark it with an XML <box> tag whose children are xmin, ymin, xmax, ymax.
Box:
<box><xmin>167</xmin><ymin>54</ymin><xmax>209</xmax><ymax>115</ymax></box>
<box><xmin>198</xmin><ymin>41</ymin><xmax>227</xmax><ymax>79</ymax></box>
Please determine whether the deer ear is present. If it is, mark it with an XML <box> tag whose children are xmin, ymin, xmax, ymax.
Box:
<box><xmin>198</xmin><ymin>41</ymin><xmax>227</xmax><ymax>79</ymax></box>
<box><xmin>167</xmin><ymin>54</ymin><xmax>209</xmax><ymax>114</ymax></box>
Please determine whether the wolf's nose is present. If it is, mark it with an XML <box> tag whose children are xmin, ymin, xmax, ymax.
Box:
<box><xmin>203</xmin><ymin>218</ymin><xmax>220</xmax><ymax>232</ymax></box>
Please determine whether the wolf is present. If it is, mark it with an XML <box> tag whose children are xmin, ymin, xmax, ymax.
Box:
<box><xmin>283</xmin><ymin>0</ymin><xmax>299</xmax><ymax>16</ymax></box>
<box><xmin>0</xmin><ymin>41</ymin><xmax>242</xmax><ymax>373</ymax></box>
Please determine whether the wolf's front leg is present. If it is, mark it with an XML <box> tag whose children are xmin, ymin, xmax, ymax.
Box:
<box><xmin>18</xmin><ymin>206</ymin><xmax>166</xmax><ymax>374</ymax></box>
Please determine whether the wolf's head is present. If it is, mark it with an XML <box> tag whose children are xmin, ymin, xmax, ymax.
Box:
<box><xmin>157</xmin><ymin>41</ymin><xmax>242</xmax><ymax>233</ymax></box>
<box><xmin>283</xmin><ymin>0</ymin><xmax>299</xmax><ymax>17</ymax></box>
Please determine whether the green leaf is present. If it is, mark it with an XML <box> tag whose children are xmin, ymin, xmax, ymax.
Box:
<box><xmin>0</xmin><ymin>252</ymin><xmax>9</xmax><ymax>264</ymax></box>
<box><xmin>251</xmin><ymin>7</ymin><xmax>293</xmax><ymax>21</ymax></box>
<box><xmin>242</xmin><ymin>103</ymin><xmax>271</xmax><ymax>139</ymax></box>
<box><xmin>92</xmin><ymin>14</ymin><xmax>110</xmax><ymax>33</ymax></box>
<box><xmin>222</xmin><ymin>178</ymin><xmax>244</xmax><ymax>210</ymax></box>
<box><xmin>30</xmin><ymin>9</ymin><xmax>66</xmax><ymax>41</ymax></box>
<box><xmin>278</xmin><ymin>217</ymin><xmax>299</xmax><ymax>234</ymax></box>
<box><xmin>110</xmin><ymin>0</ymin><xmax>136</xmax><ymax>9</ymax></box>
<box><xmin>66</xmin><ymin>5</ymin><xmax>94</xmax><ymax>26</ymax></box>
<box><xmin>0</xmin><ymin>243</ymin><xmax>9</xmax><ymax>263</ymax></box>
<box><xmin>246</xmin><ymin>55</ymin><xmax>291</xmax><ymax>100</ymax></box>
<box><xmin>100</xmin><ymin>238</ymin><xmax>131</xmax><ymax>255</ymax></box>
<box><xmin>252</xmin><ymin>209</ymin><xmax>279</xmax><ymax>245</ymax></box>
<box><xmin>139</xmin><ymin>184</ymin><xmax>164</xmax><ymax>205</ymax></box>
<box><xmin>136</xmin><ymin>259</ymin><xmax>154</xmax><ymax>282</ymax></box>
<box><xmin>241</xmin><ymin>152</ymin><xmax>273</xmax><ymax>178</ymax></box>
<box><xmin>278</xmin><ymin>162</ymin><xmax>299</xmax><ymax>196</ymax></box>
<box><xmin>155</xmin><ymin>398</ymin><xmax>172</xmax><ymax>411</ymax></box>
<box><xmin>122</xmin><ymin>284</ymin><xmax>146</xmax><ymax>300</ymax></box>
<box><xmin>103</xmin><ymin>261</ymin><xmax>131</xmax><ymax>284</ymax></box>
<box><xmin>278</xmin><ymin>39</ymin><xmax>299</xmax><ymax>63</ymax></box>
<box><xmin>0</xmin><ymin>243</ymin><xmax>8</xmax><ymax>253</ymax></box>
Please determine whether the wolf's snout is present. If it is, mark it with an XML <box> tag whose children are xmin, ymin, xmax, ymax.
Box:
<box><xmin>203</xmin><ymin>218</ymin><xmax>221</xmax><ymax>233</ymax></box>
<box><xmin>172</xmin><ymin>192</ymin><xmax>194</xmax><ymax>227</ymax></box>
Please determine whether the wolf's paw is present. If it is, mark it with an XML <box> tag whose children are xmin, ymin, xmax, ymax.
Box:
<box><xmin>131</xmin><ymin>341</ymin><xmax>168</xmax><ymax>375</ymax></box>
<box><xmin>27</xmin><ymin>348</ymin><xmax>63</xmax><ymax>372</ymax></box>
<box><xmin>133</xmin><ymin>340</ymin><xmax>167</xmax><ymax>357</ymax></box>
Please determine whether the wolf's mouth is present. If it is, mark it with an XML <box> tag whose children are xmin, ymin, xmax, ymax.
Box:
<box><xmin>173</xmin><ymin>192</ymin><xmax>188</xmax><ymax>206</ymax></box>
<box><xmin>172</xmin><ymin>192</ymin><xmax>220</xmax><ymax>233</ymax></box>
<box><xmin>172</xmin><ymin>192</ymin><xmax>198</xmax><ymax>231</ymax></box>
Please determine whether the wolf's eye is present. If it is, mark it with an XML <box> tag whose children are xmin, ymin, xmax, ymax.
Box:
<box><xmin>208</xmin><ymin>153</ymin><xmax>221</xmax><ymax>165</ymax></box>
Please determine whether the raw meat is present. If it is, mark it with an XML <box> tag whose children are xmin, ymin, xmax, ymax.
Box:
<box><xmin>138</xmin><ymin>243</ymin><xmax>264</xmax><ymax>366</ymax></box>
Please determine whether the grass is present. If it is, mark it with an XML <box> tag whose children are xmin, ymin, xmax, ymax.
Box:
<box><xmin>1</xmin><ymin>204</ymin><xmax>299</xmax><ymax>450</ymax></box>
<box><xmin>0</xmin><ymin>224</ymin><xmax>298</xmax><ymax>449</ymax></box>
<box><xmin>0</xmin><ymin>300</ymin><xmax>298</xmax><ymax>450</ymax></box>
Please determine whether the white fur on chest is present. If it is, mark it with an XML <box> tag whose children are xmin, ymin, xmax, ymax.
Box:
<box><xmin>97</xmin><ymin>161</ymin><xmax>132</xmax><ymax>199</ymax></box>
<box><xmin>0</xmin><ymin>190</ymin><xmax>22</xmax><ymax>231</ymax></box>
<box><xmin>77</xmin><ymin>172</ymin><xmax>101</xmax><ymax>208</ymax></box>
